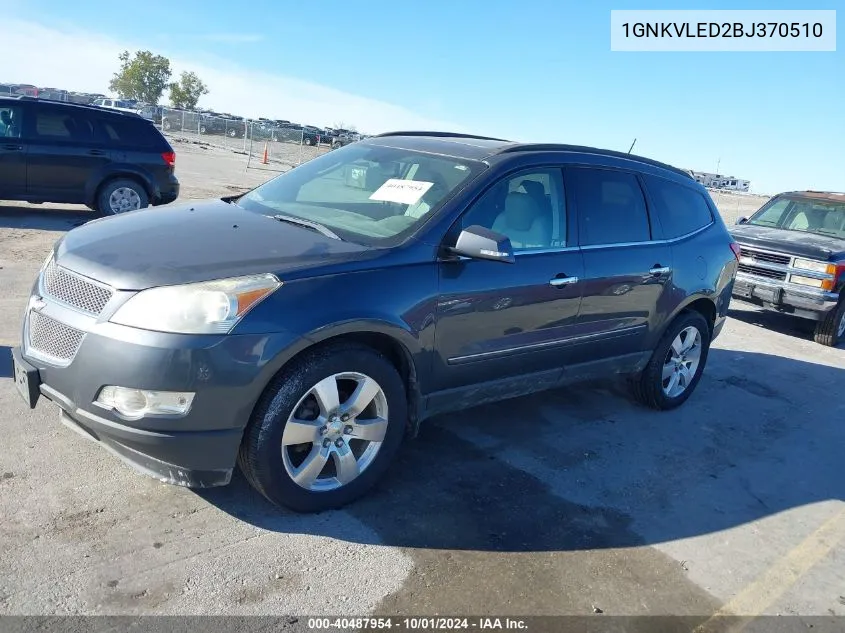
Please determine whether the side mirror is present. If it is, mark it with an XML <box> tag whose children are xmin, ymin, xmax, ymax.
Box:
<box><xmin>447</xmin><ymin>225</ymin><xmax>515</xmax><ymax>263</ymax></box>
<box><xmin>736</xmin><ymin>216</ymin><xmax>748</xmax><ymax>225</ymax></box>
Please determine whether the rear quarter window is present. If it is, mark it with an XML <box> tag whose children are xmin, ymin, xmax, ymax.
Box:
<box><xmin>642</xmin><ymin>175</ymin><xmax>714</xmax><ymax>239</ymax></box>
<box><xmin>97</xmin><ymin>117</ymin><xmax>159</xmax><ymax>148</ymax></box>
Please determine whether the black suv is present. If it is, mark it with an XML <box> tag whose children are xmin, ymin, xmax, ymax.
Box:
<box><xmin>731</xmin><ymin>190</ymin><xmax>845</xmax><ymax>346</ymax></box>
<box><xmin>11</xmin><ymin>132</ymin><xmax>738</xmax><ymax>513</ymax></box>
<box><xmin>0</xmin><ymin>96</ymin><xmax>179</xmax><ymax>214</ymax></box>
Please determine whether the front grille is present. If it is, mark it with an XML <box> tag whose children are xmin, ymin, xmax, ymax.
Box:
<box><xmin>42</xmin><ymin>260</ymin><xmax>113</xmax><ymax>316</ymax></box>
<box><xmin>739</xmin><ymin>247</ymin><xmax>791</xmax><ymax>266</ymax></box>
<box><xmin>27</xmin><ymin>311</ymin><xmax>85</xmax><ymax>363</ymax></box>
<box><xmin>737</xmin><ymin>264</ymin><xmax>787</xmax><ymax>281</ymax></box>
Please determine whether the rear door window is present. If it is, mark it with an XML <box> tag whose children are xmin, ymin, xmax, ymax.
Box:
<box><xmin>567</xmin><ymin>167</ymin><xmax>651</xmax><ymax>246</ymax></box>
<box><xmin>642</xmin><ymin>174</ymin><xmax>714</xmax><ymax>239</ymax></box>
<box><xmin>97</xmin><ymin>117</ymin><xmax>157</xmax><ymax>148</ymax></box>
<box><xmin>32</xmin><ymin>108</ymin><xmax>97</xmax><ymax>143</ymax></box>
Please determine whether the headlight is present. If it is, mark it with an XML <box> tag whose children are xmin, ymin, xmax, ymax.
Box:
<box><xmin>110</xmin><ymin>273</ymin><xmax>282</xmax><ymax>334</ymax></box>
<box><xmin>793</xmin><ymin>258</ymin><xmax>832</xmax><ymax>274</ymax></box>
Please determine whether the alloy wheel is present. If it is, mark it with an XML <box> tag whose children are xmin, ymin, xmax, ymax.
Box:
<box><xmin>281</xmin><ymin>372</ymin><xmax>389</xmax><ymax>492</ymax></box>
<box><xmin>661</xmin><ymin>326</ymin><xmax>702</xmax><ymax>398</ymax></box>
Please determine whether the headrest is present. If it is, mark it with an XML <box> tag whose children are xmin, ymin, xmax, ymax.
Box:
<box><xmin>503</xmin><ymin>192</ymin><xmax>542</xmax><ymax>231</ymax></box>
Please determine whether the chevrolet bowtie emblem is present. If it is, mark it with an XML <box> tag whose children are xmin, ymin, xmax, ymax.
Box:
<box><xmin>29</xmin><ymin>296</ymin><xmax>46</xmax><ymax>312</ymax></box>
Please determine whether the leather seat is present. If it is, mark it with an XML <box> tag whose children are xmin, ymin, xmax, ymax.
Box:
<box><xmin>492</xmin><ymin>191</ymin><xmax>552</xmax><ymax>249</ymax></box>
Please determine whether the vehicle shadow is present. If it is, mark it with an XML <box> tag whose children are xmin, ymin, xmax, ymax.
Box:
<box><xmin>199</xmin><ymin>346</ymin><xmax>844</xmax><ymax>553</ymax></box>
<box><xmin>0</xmin><ymin>346</ymin><xmax>12</xmax><ymax>379</ymax></box>
<box><xmin>728</xmin><ymin>302</ymin><xmax>817</xmax><ymax>342</ymax></box>
<box><xmin>0</xmin><ymin>204</ymin><xmax>94</xmax><ymax>231</ymax></box>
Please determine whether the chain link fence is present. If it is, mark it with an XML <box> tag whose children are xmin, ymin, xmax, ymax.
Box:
<box><xmin>157</xmin><ymin>107</ymin><xmax>338</xmax><ymax>168</ymax></box>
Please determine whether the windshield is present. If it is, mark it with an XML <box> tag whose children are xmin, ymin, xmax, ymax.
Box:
<box><xmin>747</xmin><ymin>196</ymin><xmax>845</xmax><ymax>239</ymax></box>
<box><xmin>236</xmin><ymin>142</ymin><xmax>484</xmax><ymax>245</ymax></box>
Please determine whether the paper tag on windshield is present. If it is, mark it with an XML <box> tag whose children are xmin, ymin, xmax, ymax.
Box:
<box><xmin>369</xmin><ymin>179</ymin><xmax>434</xmax><ymax>205</ymax></box>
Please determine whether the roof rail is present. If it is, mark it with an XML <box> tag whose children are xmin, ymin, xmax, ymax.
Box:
<box><xmin>373</xmin><ymin>130</ymin><xmax>512</xmax><ymax>142</ymax></box>
<box><xmin>496</xmin><ymin>143</ymin><xmax>694</xmax><ymax>180</ymax></box>
<box><xmin>1</xmin><ymin>95</ymin><xmax>144</xmax><ymax>117</ymax></box>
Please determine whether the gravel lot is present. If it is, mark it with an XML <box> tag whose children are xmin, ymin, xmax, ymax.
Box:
<box><xmin>1</xmin><ymin>145</ymin><xmax>843</xmax><ymax>624</ymax></box>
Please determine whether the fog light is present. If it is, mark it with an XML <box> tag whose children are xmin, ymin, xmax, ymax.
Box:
<box><xmin>95</xmin><ymin>386</ymin><xmax>195</xmax><ymax>419</ymax></box>
<box><xmin>790</xmin><ymin>275</ymin><xmax>824</xmax><ymax>288</ymax></box>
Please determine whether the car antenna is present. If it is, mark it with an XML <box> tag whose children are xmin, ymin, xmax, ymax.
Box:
<box><xmin>627</xmin><ymin>138</ymin><xmax>637</xmax><ymax>154</ymax></box>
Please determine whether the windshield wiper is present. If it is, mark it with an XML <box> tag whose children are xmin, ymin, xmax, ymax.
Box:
<box><xmin>270</xmin><ymin>214</ymin><xmax>342</xmax><ymax>240</ymax></box>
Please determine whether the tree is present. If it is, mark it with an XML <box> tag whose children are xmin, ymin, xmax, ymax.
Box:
<box><xmin>168</xmin><ymin>71</ymin><xmax>209</xmax><ymax>110</ymax></box>
<box><xmin>333</xmin><ymin>121</ymin><xmax>357</xmax><ymax>132</ymax></box>
<box><xmin>109</xmin><ymin>50</ymin><xmax>172</xmax><ymax>104</ymax></box>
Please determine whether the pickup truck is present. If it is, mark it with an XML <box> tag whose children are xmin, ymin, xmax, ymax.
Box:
<box><xmin>730</xmin><ymin>190</ymin><xmax>845</xmax><ymax>346</ymax></box>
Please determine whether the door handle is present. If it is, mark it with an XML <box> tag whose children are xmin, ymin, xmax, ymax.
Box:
<box><xmin>3</xmin><ymin>144</ymin><xmax>22</xmax><ymax>151</ymax></box>
<box><xmin>649</xmin><ymin>265</ymin><xmax>672</xmax><ymax>275</ymax></box>
<box><xmin>550</xmin><ymin>275</ymin><xmax>579</xmax><ymax>287</ymax></box>
<box><xmin>88</xmin><ymin>149</ymin><xmax>106</xmax><ymax>156</ymax></box>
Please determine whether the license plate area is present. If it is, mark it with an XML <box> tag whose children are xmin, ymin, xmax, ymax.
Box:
<box><xmin>11</xmin><ymin>347</ymin><xmax>41</xmax><ymax>409</ymax></box>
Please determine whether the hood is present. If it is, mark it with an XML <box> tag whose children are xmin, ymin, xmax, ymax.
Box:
<box><xmin>730</xmin><ymin>223</ymin><xmax>845</xmax><ymax>261</ymax></box>
<box><xmin>54</xmin><ymin>199</ymin><xmax>375</xmax><ymax>290</ymax></box>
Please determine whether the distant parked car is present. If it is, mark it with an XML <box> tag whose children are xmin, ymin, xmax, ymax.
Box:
<box><xmin>731</xmin><ymin>190</ymin><xmax>845</xmax><ymax>346</ymax></box>
<box><xmin>331</xmin><ymin>132</ymin><xmax>358</xmax><ymax>150</ymax></box>
<box><xmin>91</xmin><ymin>98</ymin><xmax>142</xmax><ymax>115</ymax></box>
<box><xmin>271</xmin><ymin>124</ymin><xmax>320</xmax><ymax>145</ymax></box>
<box><xmin>137</xmin><ymin>105</ymin><xmax>164</xmax><ymax>124</ymax></box>
<box><xmin>0</xmin><ymin>96</ymin><xmax>179</xmax><ymax>214</ymax></box>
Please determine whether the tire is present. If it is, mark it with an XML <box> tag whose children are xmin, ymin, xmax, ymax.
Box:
<box><xmin>303</xmin><ymin>137</ymin><xmax>312</xmax><ymax>146</ymax></box>
<box><xmin>163</xmin><ymin>119</ymin><xmax>171</xmax><ymax>131</ymax></box>
<box><xmin>228</xmin><ymin>128</ymin><xmax>237</xmax><ymax>137</ymax></box>
<box><xmin>238</xmin><ymin>343</ymin><xmax>407</xmax><ymax>513</ymax></box>
<box><xmin>199</xmin><ymin>125</ymin><xmax>207</xmax><ymax>134</ymax></box>
<box><xmin>96</xmin><ymin>178</ymin><xmax>149</xmax><ymax>216</ymax></box>
<box><xmin>813</xmin><ymin>299</ymin><xmax>845</xmax><ymax>347</ymax></box>
<box><xmin>629</xmin><ymin>310</ymin><xmax>711</xmax><ymax>411</ymax></box>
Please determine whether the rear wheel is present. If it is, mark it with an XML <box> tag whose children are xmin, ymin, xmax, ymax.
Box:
<box><xmin>96</xmin><ymin>178</ymin><xmax>149</xmax><ymax>215</ymax></box>
<box><xmin>813</xmin><ymin>300</ymin><xmax>845</xmax><ymax>347</ymax></box>
<box><xmin>238</xmin><ymin>343</ymin><xmax>407</xmax><ymax>513</ymax></box>
<box><xmin>163</xmin><ymin>119</ymin><xmax>172</xmax><ymax>131</ymax></box>
<box><xmin>630</xmin><ymin>311</ymin><xmax>711</xmax><ymax>410</ymax></box>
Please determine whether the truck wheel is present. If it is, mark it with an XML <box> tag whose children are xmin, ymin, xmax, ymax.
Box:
<box><xmin>238</xmin><ymin>343</ymin><xmax>407</xmax><ymax>513</ymax></box>
<box><xmin>303</xmin><ymin>137</ymin><xmax>312</xmax><ymax>146</ymax></box>
<box><xmin>813</xmin><ymin>300</ymin><xmax>845</xmax><ymax>347</ymax></box>
<box><xmin>629</xmin><ymin>311</ymin><xmax>711</xmax><ymax>411</ymax></box>
<box><xmin>163</xmin><ymin>119</ymin><xmax>171</xmax><ymax>131</ymax></box>
<box><xmin>96</xmin><ymin>178</ymin><xmax>149</xmax><ymax>215</ymax></box>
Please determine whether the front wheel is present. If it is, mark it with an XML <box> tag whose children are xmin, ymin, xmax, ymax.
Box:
<box><xmin>813</xmin><ymin>300</ymin><xmax>845</xmax><ymax>347</ymax></box>
<box><xmin>238</xmin><ymin>343</ymin><xmax>407</xmax><ymax>513</ymax></box>
<box><xmin>629</xmin><ymin>311</ymin><xmax>711</xmax><ymax>410</ymax></box>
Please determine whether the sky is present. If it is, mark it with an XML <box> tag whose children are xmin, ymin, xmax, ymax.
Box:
<box><xmin>0</xmin><ymin>0</ymin><xmax>841</xmax><ymax>195</ymax></box>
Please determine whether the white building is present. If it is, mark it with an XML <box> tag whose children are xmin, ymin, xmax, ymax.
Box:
<box><xmin>689</xmin><ymin>171</ymin><xmax>750</xmax><ymax>192</ymax></box>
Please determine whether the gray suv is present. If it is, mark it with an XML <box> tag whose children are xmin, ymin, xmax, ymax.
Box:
<box><xmin>11</xmin><ymin>132</ymin><xmax>740</xmax><ymax>513</ymax></box>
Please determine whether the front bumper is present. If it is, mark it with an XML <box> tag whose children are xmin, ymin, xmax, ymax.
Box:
<box><xmin>731</xmin><ymin>272</ymin><xmax>839</xmax><ymax>321</ymax></box>
<box><xmin>13</xmin><ymin>288</ymin><xmax>303</xmax><ymax>488</ymax></box>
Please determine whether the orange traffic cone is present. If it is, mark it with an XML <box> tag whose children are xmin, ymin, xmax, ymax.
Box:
<box><xmin>262</xmin><ymin>142</ymin><xmax>269</xmax><ymax>165</ymax></box>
